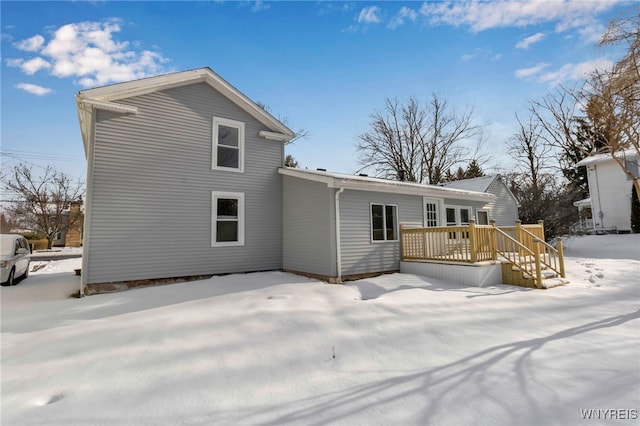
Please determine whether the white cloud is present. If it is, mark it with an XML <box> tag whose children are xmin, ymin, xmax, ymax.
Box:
<box><xmin>514</xmin><ymin>62</ymin><xmax>550</xmax><ymax>79</ymax></box>
<box><xmin>7</xmin><ymin>57</ymin><xmax>52</xmax><ymax>75</ymax></box>
<box><xmin>578</xmin><ymin>23</ymin><xmax>607</xmax><ymax>44</ymax></box>
<box><xmin>252</xmin><ymin>0</ymin><xmax>270</xmax><ymax>12</ymax></box>
<box><xmin>539</xmin><ymin>58</ymin><xmax>613</xmax><ymax>85</ymax></box>
<box><xmin>419</xmin><ymin>0</ymin><xmax>620</xmax><ymax>33</ymax></box>
<box><xmin>461</xmin><ymin>47</ymin><xmax>503</xmax><ymax>62</ymax></box>
<box><xmin>358</xmin><ymin>6</ymin><xmax>381</xmax><ymax>24</ymax></box>
<box><xmin>8</xmin><ymin>19</ymin><xmax>170</xmax><ymax>87</ymax></box>
<box><xmin>516</xmin><ymin>32</ymin><xmax>545</xmax><ymax>49</ymax></box>
<box><xmin>14</xmin><ymin>34</ymin><xmax>45</xmax><ymax>51</ymax></box>
<box><xmin>388</xmin><ymin>6</ymin><xmax>418</xmax><ymax>29</ymax></box>
<box><xmin>15</xmin><ymin>82</ymin><xmax>52</xmax><ymax>96</ymax></box>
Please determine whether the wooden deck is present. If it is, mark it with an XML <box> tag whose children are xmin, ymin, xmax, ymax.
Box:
<box><xmin>400</xmin><ymin>220</ymin><xmax>566</xmax><ymax>289</ymax></box>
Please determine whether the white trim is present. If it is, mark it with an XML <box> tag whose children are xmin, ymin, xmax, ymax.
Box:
<box><xmin>212</xmin><ymin>117</ymin><xmax>245</xmax><ymax>172</ymax></box>
<box><xmin>476</xmin><ymin>209</ymin><xmax>490</xmax><ymax>225</ymax></box>
<box><xmin>279</xmin><ymin>168</ymin><xmax>493</xmax><ymax>202</ymax></box>
<box><xmin>81</xmin><ymin>99</ymin><xmax>139</xmax><ymax>115</ymax></box>
<box><xmin>370</xmin><ymin>203</ymin><xmax>399</xmax><ymax>243</ymax></box>
<box><xmin>445</xmin><ymin>205</ymin><xmax>473</xmax><ymax>226</ymax></box>
<box><xmin>77</xmin><ymin>68</ymin><xmax>295</xmax><ymax>137</ymax></box>
<box><xmin>259</xmin><ymin>130</ymin><xmax>293</xmax><ymax>142</ymax></box>
<box><xmin>423</xmin><ymin>197</ymin><xmax>443</xmax><ymax>227</ymax></box>
<box><xmin>212</xmin><ymin>191</ymin><xmax>245</xmax><ymax>247</ymax></box>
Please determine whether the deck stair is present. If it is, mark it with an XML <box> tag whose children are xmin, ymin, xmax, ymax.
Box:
<box><xmin>400</xmin><ymin>220</ymin><xmax>568</xmax><ymax>289</ymax></box>
<box><xmin>494</xmin><ymin>224</ymin><xmax>568</xmax><ymax>289</ymax></box>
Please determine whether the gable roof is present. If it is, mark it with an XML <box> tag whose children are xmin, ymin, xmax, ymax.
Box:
<box><xmin>75</xmin><ymin>67</ymin><xmax>295</xmax><ymax>155</ymax></box>
<box><xmin>279</xmin><ymin>168</ymin><xmax>494</xmax><ymax>202</ymax></box>
<box><xmin>439</xmin><ymin>175</ymin><xmax>498</xmax><ymax>192</ymax></box>
<box><xmin>576</xmin><ymin>149</ymin><xmax>639</xmax><ymax>167</ymax></box>
<box><xmin>440</xmin><ymin>174</ymin><xmax>520</xmax><ymax>206</ymax></box>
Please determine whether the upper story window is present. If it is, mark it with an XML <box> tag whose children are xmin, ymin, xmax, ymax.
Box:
<box><xmin>371</xmin><ymin>204</ymin><xmax>398</xmax><ymax>242</ymax></box>
<box><xmin>213</xmin><ymin>117</ymin><xmax>244</xmax><ymax>172</ymax></box>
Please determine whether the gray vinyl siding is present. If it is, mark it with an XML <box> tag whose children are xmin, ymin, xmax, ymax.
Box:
<box><xmin>282</xmin><ymin>176</ymin><xmax>336</xmax><ymax>277</ymax></box>
<box><xmin>86</xmin><ymin>82</ymin><xmax>283</xmax><ymax>284</ymax></box>
<box><xmin>339</xmin><ymin>190</ymin><xmax>423</xmax><ymax>276</ymax></box>
<box><xmin>486</xmin><ymin>178</ymin><xmax>519</xmax><ymax>226</ymax></box>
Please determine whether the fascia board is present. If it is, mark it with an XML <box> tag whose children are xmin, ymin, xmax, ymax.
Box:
<box><xmin>279</xmin><ymin>168</ymin><xmax>494</xmax><ymax>202</ymax></box>
<box><xmin>77</xmin><ymin>68</ymin><xmax>295</xmax><ymax>138</ymax></box>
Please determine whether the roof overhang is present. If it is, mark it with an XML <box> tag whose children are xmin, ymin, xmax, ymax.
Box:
<box><xmin>75</xmin><ymin>67</ymin><xmax>295</xmax><ymax>156</ymax></box>
<box><xmin>574</xmin><ymin>198</ymin><xmax>592</xmax><ymax>208</ymax></box>
<box><xmin>576</xmin><ymin>149</ymin><xmax>639</xmax><ymax>167</ymax></box>
<box><xmin>279</xmin><ymin>168</ymin><xmax>494</xmax><ymax>202</ymax></box>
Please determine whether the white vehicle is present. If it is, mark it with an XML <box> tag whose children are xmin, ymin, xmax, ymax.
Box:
<box><xmin>1</xmin><ymin>234</ymin><xmax>31</xmax><ymax>286</ymax></box>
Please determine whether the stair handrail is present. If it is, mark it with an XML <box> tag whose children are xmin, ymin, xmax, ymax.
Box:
<box><xmin>518</xmin><ymin>227</ymin><xmax>565</xmax><ymax>278</ymax></box>
<box><xmin>493</xmin><ymin>227</ymin><xmax>542</xmax><ymax>287</ymax></box>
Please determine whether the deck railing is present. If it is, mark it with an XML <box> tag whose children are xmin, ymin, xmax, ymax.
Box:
<box><xmin>400</xmin><ymin>220</ymin><xmax>565</xmax><ymax>287</ymax></box>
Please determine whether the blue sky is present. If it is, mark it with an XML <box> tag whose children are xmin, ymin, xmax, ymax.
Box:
<box><xmin>1</xmin><ymin>0</ymin><xmax>635</xmax><ymax>183</ymax></box>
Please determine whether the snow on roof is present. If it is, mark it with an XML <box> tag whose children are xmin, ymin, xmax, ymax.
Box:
<box><xmin>576</xmin><ymin>149</ymin><xmax>639</xmax><ymax>167</ymax></box>
<box><xmin>279</xmin><ymin>168</ymin><xmax>494</xmax><ymax>202</ymax></box>
<box><xmin>573</xmin><ymin>198</ymin><xmax>591</xmax><ymax>207</ymax></box>
<box><xmin>439</xmin><ymin>175</ymin><xmax>498</xmax><ymax>193</ymax></box>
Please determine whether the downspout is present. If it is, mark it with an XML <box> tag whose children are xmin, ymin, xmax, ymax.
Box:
<box><xmin>592</xmin><ymin>164</ymin><xmax>603</xmax><ymax>231</ymax></box>
<box><xmin>334</xmin><ymin>187</ymin><xmax>345</xmax><ymax>283</ymax></box>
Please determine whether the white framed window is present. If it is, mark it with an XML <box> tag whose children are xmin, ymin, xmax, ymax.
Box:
<box><xmin>423</xmin><ymin>198</ymin><xmax>442</xmax><ymax>227</ymax></box>
<box><xmin>371</xmin><ymin>203</ymin><xmax>398</xmax><ymax>242</ymax></box>
<box><xmin>212</xmin><ymin>191</ymin><xmax>245</xmax><ymax>246</ymax></box>
<box><xmin>212</xmin><ymin>117</ymin><xmax>244</xmax><ymax>172</ymax></box>
<box><xmin>476</xmin><ymin>210</ymin><xmax>489</xmax><ymax>225</ymax></box>
<box><xmin>445</xmin><ymin>205</ymin><xmax>472</xmax><ymax>226</ymax></box>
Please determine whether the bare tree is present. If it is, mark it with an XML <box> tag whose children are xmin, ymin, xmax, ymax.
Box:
<box><xmin>584</xmin><ymin>13</ymin><xmax>640</xmax><ymax>194</ymax></box>
<box><xmin>529</xmin><ymin>87</ymin><xmax>608</xmax><ymax>195</ymax></box>
<box><xmin>255</xmin><ymin>101</ymin><xmax>310</xmax><ymax>145</ymax></box>
<box><xmin>356</xmin><ymin>95</ymin><xmax>484</xmax><ymax>184</ymax></box>
<box><xmin>1</xmin><ymin>164</ymin><xmax>84</xmax><ymax>249</ymax></box>
<box><xmin>508</xmin><ymin>113</ymin><xmax>553</xmax><ymax>193</ymax></box>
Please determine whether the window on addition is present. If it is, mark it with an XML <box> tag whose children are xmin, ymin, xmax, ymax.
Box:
<box><xmin>371</xmin><ymin>204</ymin><xmax>398</xmax><ymax>242</ymax></box>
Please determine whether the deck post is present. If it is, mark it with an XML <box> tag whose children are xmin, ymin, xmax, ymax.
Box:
<box><xmin>400</xmin><ymin>224</ymin><xmax>405</xmax><ymax>261</ymax></box>
<box><xmin>557</xmin><ymin>238</ymin><xmax>565</xmax><ymax>278</ymax></box>
<box><xmin>490</xmin><ymin>220</ymin><xmax>498</xmax><ymax>260</ymax></box>
<box><xmin>468</xmin><ymin>219</ymin><xmax>477</xmax><ymax>263</ymax></box>
<box><xmin>515</xmin><ymin>220</ymin><xmax>524</xmax><ymax>257</ymax></box>
<box><xmin>533</xmin><ymin>239</ymin><xmax>543</xmax><ymax>288</ymax></box>
<box><xmin>538</xmin><ymin>220</ymin><xmax>545</xmax><ymax>240</ymax></box>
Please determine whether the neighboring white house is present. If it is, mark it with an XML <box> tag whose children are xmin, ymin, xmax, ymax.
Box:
<box><xmin>575</xmin><ymin>151</ymin><xmax>639</xmax><ymax>234</ymax></box>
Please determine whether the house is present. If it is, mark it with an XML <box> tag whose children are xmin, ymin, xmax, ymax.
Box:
<box><xmin>75</xmin><ymin>67</ymin><xmax>515</xmax><ymax>294</ymax></box>
<box><xmin>52</xmin><ymin>200</ymin><xmax>84</xmax><ymax>247</ymax></box>
<box><xmin>575</xmin><ymin>151</ymin><xmax>639</xmax><ymax>234</ymax></box>
<box><xmin>439</xmin><ymin>175</ymin><xmax>519</xmax><ymax>226</ymax></box>
<box><xmin>280</xmin><ymin>168</ymin><xmax>494</xmax><ymax>282</ymax></box>
<box><xmin>76</xmin><ymin>68</ymin><xmax>295</xmax><ymax>294</ymax></box>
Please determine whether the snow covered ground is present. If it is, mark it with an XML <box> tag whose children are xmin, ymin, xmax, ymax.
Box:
<box><xmin>2</xmin><ymin>234</ymin><xmax>639</xmax><ymax>425</ymax></box>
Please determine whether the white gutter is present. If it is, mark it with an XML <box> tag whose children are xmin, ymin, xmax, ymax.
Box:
<box><xmin>334</xmin><ymin>187</ymin><xmax>345</xmax><ymax>283</ymax></box>
<box><xmin>259</xmin><ymin>130</ymin><xmax>293</xmax><ymax>142</ymax></box>
<box><xmin>79</xmin><ymin>98</ymin><xmax>139</xmax><ymax>115</ymax></box>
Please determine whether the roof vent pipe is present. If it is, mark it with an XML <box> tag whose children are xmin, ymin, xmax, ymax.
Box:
<box><xmin>398</xmin><ymin>169</ymin><xmax>406</xmax><ymax>181</ymax></box>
